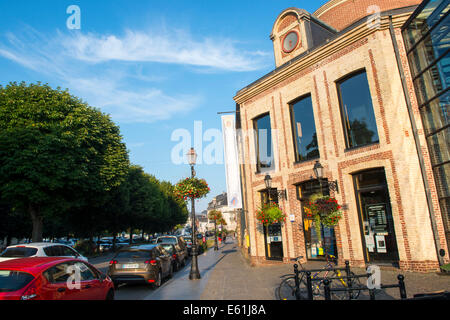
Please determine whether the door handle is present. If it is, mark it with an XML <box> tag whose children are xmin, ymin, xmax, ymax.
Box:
<box><xmin>57</xmin><ymin>287</ymin><xmax>66</xmax><ymax>293</ymax></box>
<box><xmin>83</xmin><ymin>285</ymin><xmax>91</xmax><ymax>289</ymax></box>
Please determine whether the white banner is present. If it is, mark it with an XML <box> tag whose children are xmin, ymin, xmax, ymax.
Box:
<box><xmin>222</xmin><ymin>115</ymin><xmax>242</xmax><ymax>209</ymax></box>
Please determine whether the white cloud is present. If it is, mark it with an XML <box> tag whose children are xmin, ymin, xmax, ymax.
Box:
<box><xmin>62</xmin><ymin>29</ymin><xmax>268</xmax><ymax>72</ymax></box>
<box><xmin>0</xmin><ymin>25</ymin><xmax>269</xmax><ymax>123</ymax></box>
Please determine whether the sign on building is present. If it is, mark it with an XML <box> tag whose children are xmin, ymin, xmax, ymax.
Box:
<box><xmin>222</xmin><ymin>115</ymin><xmax>242</xmax><ymax>209</ymax></box>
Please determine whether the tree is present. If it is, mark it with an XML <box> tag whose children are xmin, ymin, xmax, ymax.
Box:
<box><xmin>0</xmin><ymin>82</ymin><xmax>129</xmax><ymax>242</ymax></box>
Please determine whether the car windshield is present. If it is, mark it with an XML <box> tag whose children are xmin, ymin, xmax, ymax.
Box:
<box><xmin>0</xmin><ymin>270</ymin><xmax>35</xmax><ymax>292</ymax></box>
<box><xmin>160</xmin><ymin>245</ymin><xmax>174</xmax><ymax>253</ymax></box>
<box><xmin>157</xmin><ymin>237</ymin><xmax>177</xmax><ymax>244</ymax></box>
<box><xmin>0</xmin><ymin>247</ymin><xmax>38</xmax><ymax>258</ymax></box>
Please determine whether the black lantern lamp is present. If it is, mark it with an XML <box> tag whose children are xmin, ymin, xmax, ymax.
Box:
<box><xmin>313</xmin><ymin>161</ymin><xmax>339</xmax><ymax>193</ymax></box>
<box><xmin>264</xmin><ymin>174</ymin><xmax>287</xmax><ymax>200</ymax></box>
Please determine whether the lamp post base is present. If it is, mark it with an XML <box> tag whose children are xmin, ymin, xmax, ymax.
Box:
<box><xmin>189</xmin><ymin>246</ymin><xmax>201</xmax><ymax>280</ymax></box>
<box><xmin>189</xmin><ymin>270</ymin><xmax>201</xmax><ymax>280</ymax></box>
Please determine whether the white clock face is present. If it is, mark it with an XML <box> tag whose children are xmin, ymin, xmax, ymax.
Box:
<box><xmin>282</xmin><ymin>31</ymin><xmax>299</xmax><ymax>53</ymax></box>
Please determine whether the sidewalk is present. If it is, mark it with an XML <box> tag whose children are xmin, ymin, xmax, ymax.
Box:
<box><xmin>143</xmin><ymin>241</ymin><xmax>232</xmax><ymax>300</ymax></box>
<box><xmin>199</xmin><ymin>239</ymin><xmax>450</xmax><ymax>300</ymax></box>
<box><xmin>143</xmin><ymin>238</ymin><xmax>450</xmax><ymax>300</ymax></box>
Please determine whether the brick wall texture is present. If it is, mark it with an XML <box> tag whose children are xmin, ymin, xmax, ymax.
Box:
<box><xmin>313</xmin><ymin>0</ymin><xmax>422</xmax><ymax>31</ymax></box>
<box><xmin>234</xmin><ymin>4</ymin><xmax>449</xmax><ymax>272</ymax></box>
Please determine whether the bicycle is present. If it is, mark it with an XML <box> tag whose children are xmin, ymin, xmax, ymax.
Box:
<box><xmin>276</xmin><ymin>254</ymin><xmax>362</xmax><ymax>300</ymax></box>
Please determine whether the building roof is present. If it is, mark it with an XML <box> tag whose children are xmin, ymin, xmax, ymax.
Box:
<box><xmin>234</xmin><ymin>5</ymin><xmax>418</xmax><ymax>101</ymax></box>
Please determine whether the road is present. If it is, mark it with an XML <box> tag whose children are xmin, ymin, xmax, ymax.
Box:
<box><xmin>89</xmin><ymin>239</ymin><xmax>218</xmax><ymax>300</ymax></box>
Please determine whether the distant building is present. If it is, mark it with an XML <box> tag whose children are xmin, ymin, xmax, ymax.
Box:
<box><xmin>207</xmin><ymin>193</ymin><xmax>238</xmax><ymax>232</ymax></box>
<box><xmin>197</xmin><ymin>211</ymin><xmax>209</xmax><ymax>233</ymax></box>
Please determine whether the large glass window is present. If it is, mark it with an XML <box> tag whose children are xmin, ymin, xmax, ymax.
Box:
<box><xmin>290</xmin><ymin>95</ymin><xmax>320</xmax><ymax>162</ymax></box>
<box><xmin>403</xmin><ymin>0</ymin><xmax>450</xmax><ymax>255</ymax></box>
<box><xmin>254</xmin><ymin>113</ymin><xmax>274</xmax><ymax>171</ymax></box>
<box><xmin>337</xmin><ymin>71</ymin><xmax>379</xmax><ymax>149</ymax></box>
<box><xmin>297</xmin><ymin>180</ymin><xmax>337</xmax><ymax>260</ymax></box>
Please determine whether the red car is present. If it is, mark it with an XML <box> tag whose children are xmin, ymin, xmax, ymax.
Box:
<box><xmin>0</xmin><ymin>257</ymin><xmax>114</xmax><ymax>300</ymax></box>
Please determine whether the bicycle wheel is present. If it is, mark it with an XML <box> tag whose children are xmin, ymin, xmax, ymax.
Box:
<box><xmin>329</xmin><ymin>272</ymin><xmax>362</xmax><ymax>300</ymax></box>
<box><xmin>276</xmin><ymin>276</ymin><xmax>309</xmax><ymax>300</ymax></box>
<box><xmin>276</xmin><ymin>277</ymin><xmax>296</xmax><ymax>300</ymax></box>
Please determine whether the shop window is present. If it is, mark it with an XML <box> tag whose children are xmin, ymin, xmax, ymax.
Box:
<box><xmin>254</xmin><ymin>113</ymin><xmax>274</xmax><ymax>172</ymax></box>
<box><xmin>260</xmin><ymin>190</ymin><xmax>283</xmax><ymax>261</ymax></box>
<box><xmin>290</xmin><ymin>94</ymin><xmax>320</xmax><ymax>162</ymax></box>
<box><xmin>337</xmin><ymin>70</ymin><xmax>379</xmax><ymax>149</ymax></box>
<box><xmin>403</xmin><ymin>0</ymin><xmax>450</xmax><ymax>253</ymax></box>
<box><xmin>297</xmin><ymin>180</ymin><xmax>338</xmax><ymax>260</ymax></box>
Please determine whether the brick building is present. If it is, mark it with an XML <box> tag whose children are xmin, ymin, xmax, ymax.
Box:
<box><xmin>234</xmin><ymin>0</ymin><xmax>449</xmax><ymax>272</ymax></box>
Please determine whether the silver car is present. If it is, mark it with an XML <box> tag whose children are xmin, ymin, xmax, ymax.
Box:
<box><xmin>0</xmin><ymin>242</ymin><xmax>88</xmax><ymax>263</ymax></box>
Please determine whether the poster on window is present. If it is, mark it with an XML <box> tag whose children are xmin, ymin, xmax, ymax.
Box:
<box><xmin>375</xmin><ymin>235</ymin><xmax>387</xmax><ymax>253</ymax></box>
<box><xmin>222</xmin><ymin>115</ymin><xmax>242</xmax><ymax>209</ymax></box>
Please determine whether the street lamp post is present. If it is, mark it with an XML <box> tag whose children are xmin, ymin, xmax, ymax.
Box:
<box><xmin>187</xmin><ymin>148</ymin><xmax>201</xmax><ymax>280</ymax></box>
<box><xmin>212</xmin><ymin>200</ymin><xmax>219</xmax><ymax>251</ymax></box>
<box><xmin>214</xmin><ymin>219</ymin><xmax>219</xmax><ymax>251</ymax></box>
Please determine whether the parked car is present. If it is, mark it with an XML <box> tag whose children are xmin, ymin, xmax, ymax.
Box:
<box><xmin>184</xmin><ymin>236</ymin><xmax>205</xmax><ymax>255</ymax></box>
<box><xmin>55</xmin><ymin>239</ymin><xmax>76</xmax><ymax>248</ymax></box>
<box><xmin>0</xmin><ymin>257</ymin><xmax>114</xmax><ymax>300</ymax></box>
<box><xmin>114</xmin><ymin>241</ymin><xmax>130</xmax><ymax>250</ymax></box>
<box><xmin>0</xmin><ymin>243</ymin><xmax>88</xmax><ymax>263</ymax></box>
<box><xmin>183</xmin><ymin>237</ymin><xmax>193</xmax><ymax>255</ymax></box>
<box><xmin>156</xmin><ymin>236</ymin><xmax>187</xmax><ymax>252</ymax></box>
<box><xmin>97</xmin><ymin>240</ymin><xmax>112</xmax><ymax>252</ymax></box>
<box><xmin>159</xmin><ymin>243</ymin><xmax>187</xmax><ymax>271</ymax></box>
<box><xmin>108</xmin><ymin>244</ymin><xmax>174</xmax><ymax>288</ymax></box>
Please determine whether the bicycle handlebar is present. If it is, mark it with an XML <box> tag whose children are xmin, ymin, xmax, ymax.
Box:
<box><xmin>290</xmin><ymin>255</ymin><xmax>304</xmax><ymax>262</ymax></box>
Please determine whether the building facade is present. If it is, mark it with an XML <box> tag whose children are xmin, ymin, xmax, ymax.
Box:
<box><xmin>234</xmin><ymin>0</ymin><xmax>449</xmax><ymax>272</ymax></box>
<box><xmin>207</xmin><ymin>193</ymin><xmax>238</xmax><ymax>233</ymax></box>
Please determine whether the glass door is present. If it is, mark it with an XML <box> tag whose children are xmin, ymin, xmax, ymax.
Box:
<box><xmin>354</xmin><ymin>169</ymin><xmax>400</xmax><ymax>264</ymax></box>
<box><xmin>297</xmin><ymin>180</ymin><xmax>338</xmax><ymax>260</ymax></box>
<box><xmin>261</xmin><ymin>191</ymin><xmax>283</xmax><ymax>261</ymax></box>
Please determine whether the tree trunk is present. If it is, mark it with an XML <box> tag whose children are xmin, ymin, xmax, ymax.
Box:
<box><xmin>29</xmin><ymin>204</ymin><xmax>43</xmax><ymax>243</ymax></box>
<box><xmin>96</xmin><ymin>233</ymin><xmax>101</xmax><ymax>254</ymax></box>
<box><xmin>112</xmin><ymin>233</ymin><xmax>117</xmax><ymax>252</ymax></box>
<box><xmin>89</xmin><ymin>235</ymin><xmax>94</xmax><ymax>255</ymax></box>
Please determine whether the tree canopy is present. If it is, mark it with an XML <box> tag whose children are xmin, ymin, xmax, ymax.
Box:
<box><xmin>0</xmin><ymin>82</ymin><xmax>188</xmax><ymax>243</ymax></box>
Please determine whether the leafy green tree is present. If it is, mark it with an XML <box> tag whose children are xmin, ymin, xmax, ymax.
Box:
<box><xmin>0</xmin><ymin>82</ymin><xmax>129</xmax><ymax>242</ymax></box>
<box><xmin>0</xmin><ymin>200</ymin><xmax>31</xmax><ymax>246</ymax></box>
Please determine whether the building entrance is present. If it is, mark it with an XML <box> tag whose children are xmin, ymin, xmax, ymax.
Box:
<box><xmin>354</xmin><ymin>168</ymin><xmax>400</xmax><ymax>265</ymax></box>
<box><xmin>261</xmin><ymin>190</ymin><xmax>283</xmax><ymax>261</ymax></box>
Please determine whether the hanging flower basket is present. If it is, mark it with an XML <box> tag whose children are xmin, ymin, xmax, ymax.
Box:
<box><xmin>303</xmin><ymin>194</ymin><xmax>342</xmax><ymax>241</ymax></box>
<box><xmin>256</xmin><ymin>202</ymin><xmax>286</xmax><ymax>227</ymax></box>
<box><xmin>174</xmin><ymin>177</ymin><xmax>210</xmax><ymax>201</ymax></box>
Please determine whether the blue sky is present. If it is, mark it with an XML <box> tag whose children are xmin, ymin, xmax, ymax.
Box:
<box><xmin>0</xmin><ymin>0</ymin><xmax>327</xmax><ymax>213</ymax></box>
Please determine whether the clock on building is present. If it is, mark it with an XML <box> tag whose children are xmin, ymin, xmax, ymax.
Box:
<box><xmin>282</xmin><ymin>31</ymin><xmax>299</xmax><ymax>53</ymax></box>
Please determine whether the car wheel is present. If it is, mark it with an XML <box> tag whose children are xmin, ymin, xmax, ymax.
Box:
<box><xmin>154</xmin><ymin>270</ymin><xmax>162</xmax><ymax>288</ymax></box>
<box><xmin>106</xmin><ymin>289</ymin><xmax>115</xmax><ymax>300</ymax></box>
<box><xmin>169</xmin><ymin>264</ymin><xmax>174</xmax><ymax>278</ymax></box>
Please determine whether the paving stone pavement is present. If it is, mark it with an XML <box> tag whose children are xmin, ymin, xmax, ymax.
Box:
<box><xmin>200</xmin><ymin>239</ymin><xmax>450</xmax><ymax>300</ymax></box>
